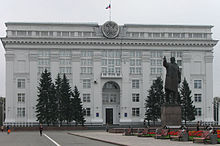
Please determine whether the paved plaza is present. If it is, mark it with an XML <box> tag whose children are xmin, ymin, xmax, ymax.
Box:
<box><xmin>69</xmin><ymin>130</ymin><xmax>217</xmax><ymax>146</ymax></box>
<box><xmin>0</xmin><ymin>130</ymin><xmax>218</xmax><ymax>146</ymax></box>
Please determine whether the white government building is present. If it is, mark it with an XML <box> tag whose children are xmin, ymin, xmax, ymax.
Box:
<box><xmin>1</xmin><ymin>21</ymin><xmax>218</xmax><ymax>126</ymax></box>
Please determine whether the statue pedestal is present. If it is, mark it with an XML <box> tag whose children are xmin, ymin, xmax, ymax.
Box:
<box><xmin>161</xmin><ymin>104</ymin><xmax>182</xmax><ymax>126</ymax></box>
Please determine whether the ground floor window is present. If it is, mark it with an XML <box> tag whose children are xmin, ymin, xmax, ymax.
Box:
<box><xmin>17</xmin><ymin>107</ymin><xmax>25</xmax><ymax>117</ymax></box>
<box><xmin>132</xmin><ymin>108</ymin><xmax>140</xmax><ymax>117</ymax></box>
<box><xmin>84</xmin><ymin>108</ymin><xmax>91</xmax><ymax>116</ymax></box>
<box><xmin>195</xmin><ymin>108</ymin><xmax>202</xmax><ymax>116</ymax></box>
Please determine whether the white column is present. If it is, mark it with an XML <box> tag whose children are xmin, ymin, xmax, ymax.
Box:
<box><xmin>28</xmin><ymin>53</ymin><xmax>38</xmax><ymax>123</ymax></box>
<box><xmin>92</xmin><ymin>51</ymin><xmax>103</xmax><ymax>124</ymax></box>
<box><xmin>204</xmin><ymin>54</ymin><xmax>214</xmax><ymax>121</ymax></box>
<box><xmin>120</xmin><ymin>51</ymin><xmax>131</xmax><ymax>124</ymax></box>
<box><xmin>5</xmin><ymin>54</ymin><xmax>15</xmax><ymax>123</ymax></box>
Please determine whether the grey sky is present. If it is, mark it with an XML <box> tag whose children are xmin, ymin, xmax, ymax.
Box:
<box><xmin>0</xmin><ymin>0</ymin><xmax>220</xmax><ymax>97</ymax></box>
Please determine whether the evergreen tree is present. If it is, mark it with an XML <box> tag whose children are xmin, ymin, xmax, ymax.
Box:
<box><xmin>60</xmin><ymin>74</ymin><xmax>72</xmax><ymax>124</ymax></box>
<box><xmin>36</xmin><ymin>69</ymin><xmax>54</xmax><ymax>125</ymax></box>
<box><xmin>180</xmin><ymin>78</ymin><xmax>196</xmax><ymax>125</ymax></box>
<box><xmin>145</xmin><ymin>77</ymin><xmax>165</xmax><ymax>125</ymax></box>
<box><xmin>55</xmin><ymin>74</ymin><xmax>63</xmax><ymax>125</ymax></box>
<box><xmin>48</xmin><ymin>83</ymin><xmax>57</xmax><ymax>125</ymax></box>
<box><xmin>71</xmin><ymin>86</ymin><xmax>85</xmax><ymax>126</ymax></box>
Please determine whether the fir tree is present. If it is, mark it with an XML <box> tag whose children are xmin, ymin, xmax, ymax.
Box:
<box><xmin>36</xmin><ymin>69</ymin><xmax>54</xmax><ymax>125</ymax></box>
<box><xmin>55</xmin><ymin>74</ymin><xmax>63</xmax><ymax>125</ymax></box>
<box><xmin>48</xmin><ymin>83</ymin><xmax>57</xmax><ymax>125</ymax></box>
<box><xmin>60</xmin><ymin>74</ymin><xmax>72</xmax><ymax>124</ymax></box>
<box><xmin>145</xmin><ymin>77</ymin><xmax>165</xmax><ymax>125</ymax></box>
<box><xmin>180</xmin><ymin>78</ymin><xmax>196</xmax><ymax>125</ymax></box>
<box><xmin>71</xmin><ymin>86</ymin><xmax>85</xmax><ymax>126</ymax></box>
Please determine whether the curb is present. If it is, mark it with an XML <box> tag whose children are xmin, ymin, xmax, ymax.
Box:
<box><xmin>67</xmin><ymin>132</ymin><xmax>127</xmax><ymax>146</ymax></box>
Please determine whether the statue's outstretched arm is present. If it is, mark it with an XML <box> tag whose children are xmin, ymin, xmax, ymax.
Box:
<box><xmin>163</xmin><ymin>56</ymin><xmax>168</xmax><ymax>67</ymax></box>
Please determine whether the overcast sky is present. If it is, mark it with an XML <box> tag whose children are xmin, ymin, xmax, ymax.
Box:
<box><xmin>0</xmin><ymin>0</ymin><xmax>220</xmax><ymax>97</ymax></box>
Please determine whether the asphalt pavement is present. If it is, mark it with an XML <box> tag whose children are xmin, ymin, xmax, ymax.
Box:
<box><xmin>0</xmin><ymin>131</ymin><xmax>116</xmax><ymax>146</ymax></box>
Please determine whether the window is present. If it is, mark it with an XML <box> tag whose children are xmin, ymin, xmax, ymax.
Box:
<box><xmin>181</xmin><ymin>33</ymin><xmax>185</xmax><ymax>38</ymax></box>
<box><xmin>194</xmin><ymin>94</ymin><xmax>202</xmax><ymax>102</ymax></box>
<box><xmin>101</xmin><ymin>50</ymin><xmax>121</xmax><ymax>75</ymax></box>
<box><xmin>195</xmin><ymin>108</ymin><xmax>202</xmax><ymax>116</ymax></box>
<box><xmin>157</xmin><ymin>68</ymin><xmax>162</xmax><ymax>74</ymax></box>
<box><xmin>130</xmin><ymin>67</ymin><xmax>135</xmax><ymax>74</ymax></box>
<box><xmin>83</xmin><ymin>94</ymin><xmax>91</xmax><ymax>102</ymax></box>
<box><xmin>151</xmin><ymin>60</ymin><xmax>156</xmax><ymax>66</ymax></box>
<box><xmin>38</xmin><ymin>67</ymin><xmax>50</xmax><ymax>73</ymax></box>
<box><xmin>17</xmin><ymin>79</ymin><xmax>25</xmax><ymax>88</ymax></box>
<box><xmin>60</xmin><ymin>50</ymin><xmax>71</xmax><ymax>57</ymax></box>
<box><xmin>27</xmin><ymin>31</ymin><xmax>32</xmax><ymax>36</ymax></box>
<box><xmin>136</xmin><ymin>59</ymin><xmax>141</xmax><ymax>66</ymax></box>
<box><xmin>103</xmin><ymin>94</ymin><xmax>109</xmax><ymax>103</ymax></box>
<box><xmin>56</xmin><ymin>32</ymin><xmax>61</xmax><ymax>36</ymax></box>
<box><xmin>12</xmin><ymin>31</ymin><xmax>16</xmax><ymax>36</ymax></box>
<box><xmin>110</xmin><ymin>94</ymin><xmax>117</xmax><ymax>103</ymax></box>
<box><xmin>60</xmin><ymin>67</ymin><xmax>72</xmax><ymax>74</ymax></box>
<box><xmin>132</xmin><ymin>108</ymin><xmax>140</xmax><ymax>117</ymax></box>
<box><xmin>132</xmin><ymin>93</ymin><xmax>139</xmax><ymax>102</ymax></box>
<box><xmin>83</xmin><ymin>79</ymin><xmax>91</xmax><ymax>88</ymax></box>
<box><xmin>17</xmin><ymin>107</ymin><xmax>25</xmax><ymax>117</ymax></box>
<box><xmin>41</xmin><ymin>31</ymin><xmax>48</xmax><ymax>36</ymax></box>
<box><xmin>62</xmin><ymin>32</ymin><xmax>69</xmax><ymax>37</ymax></box>
<box><xmin>38</xmin><ymin>59</ymin><xmax>50</xmax><ymax>65</ymax></box>
<box><xmin>153</xmin><ymin>33</ymin><xmax>160</xmax><ymax>38</ymax></box>
<box><xmin>151</xmin><ymin>68</ymin><xmax>156</xmax><ymax>74</ymax></box>
<box><xmin>102</xmin><ymin>59</ymin><xmax>107</xmax><ymax>66</ymax></box>
<box><xmin>129</xmin><ymin>51</ymin><xmax>142</xmax><ymax>74</ymax></box>
<box><xmin>132</xmin><ymin>80</ymin><xmax>139</xmax><ymax>89</ymax></box>
<box><xmin>150</xmin><ymin>51</ymin><xmax>163</xmax><ymax>75</ymax></box>
<box><xmin>84</xmin><ymin>32</ymin><xmax>91</xmax><ymax>37</ymax></box>
<box><xmin>60</xmin><ymin>59</ymin><xmax>71</xmax><ymax>65</ymax></box>
<box><xmin>81</xmin><ymin>51</ymin><xmax>93</xmax><ymax>57</ymax></box>
<box><xmin>84</xmin><ymin>108</ymin><xmax>91</xmax><ymax>116</ymax></box>
<box><xmin>136</xmin><ymin>67</ymin><xmax>142</xmax><ymax>74</ymax></box>
<box><xmin>17</xmin><ymin>31</ymin><xmax>26</xmax><ymax>36</ymax></box>
<box><xmin>124</xmin><ymin>113</ymin><xmax>128</xmax><ymax>117</ymax></box>
<box><xmin>18</xmin><ymin>93</ymin><xmax>25</xmax><ymax>102</ymax></box>
<box><xmin>39</xmin><ymin>50</ymin><xmax>50</xmax><ymax>57</ymax></box>
<box><xmin>188</xmin><ymin>33</ymin><xmax>193</xmax><ymax>38</ymax></box>
<box><xmin>177</xmin><ymin>60</ymin><xmax>182</xmax><ymax>66</ymax></box>
<box><xmin>49</xmin><ymin>32</ymin><xmax>53</xmax><ymax>36</ymax></box>
<box><xmin>157</xmin><ymin>59</ymin><xmax>162</xmax><ymax>66</ymax></box>
<box><xmin>173</xmin><ymin>33</ymin><xmax>180</xmax><ymax>38</ymax></box>
<box><xmin>194</xmin><ymin>80</ymin><xmax>202</xmax><ymax>89</ymax></box>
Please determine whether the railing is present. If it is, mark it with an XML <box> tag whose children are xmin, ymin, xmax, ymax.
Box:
<box><xmin>101</xmin><ymin>72</ymin><xmax>122</xmax><ymax>78</ymax></box>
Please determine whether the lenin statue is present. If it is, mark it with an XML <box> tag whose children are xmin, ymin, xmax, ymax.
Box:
<box><xmin>163</xmin><ymin>56</ymin><xmax>181</xmax><ymax>104</ymax></box>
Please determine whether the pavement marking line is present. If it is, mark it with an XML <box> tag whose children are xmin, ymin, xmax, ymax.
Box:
<box><xmin>43</xmin><ymin>133</ymin><xmax>61</xmax><ymax>146</ymax></box>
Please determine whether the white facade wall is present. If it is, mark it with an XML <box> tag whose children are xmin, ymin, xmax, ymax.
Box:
<box><xmin>1</xmin><ymin>22</ymin><xmax>218</xmax><ymax>126</ymax></box>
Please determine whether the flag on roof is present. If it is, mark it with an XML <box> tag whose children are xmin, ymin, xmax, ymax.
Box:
<box><xmin>106</xmin><ymin>4</ymin><xmax>111</xmax><ymax>9</ymax></box>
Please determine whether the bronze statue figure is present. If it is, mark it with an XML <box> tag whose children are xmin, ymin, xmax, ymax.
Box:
<box><xmin>163</xmin><ymin>56</ymin><xmax>181</xmax><ymax>104</ymax></box>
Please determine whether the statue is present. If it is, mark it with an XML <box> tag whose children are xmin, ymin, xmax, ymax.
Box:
<box><xmin>163</xmin><ymin>56</ymin><xmax>181</xmax><ymax>104</ymax></box>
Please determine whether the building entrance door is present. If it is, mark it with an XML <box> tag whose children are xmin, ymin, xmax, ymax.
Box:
<box><xmin>102</xmin><ymin>81</ymin><xmax>120</xmax><ymax>125</ymax></box>
<box><xmin>106</xmin><ymin>108</ymin><xmax>113</xmax><ymax>125</ymax></box>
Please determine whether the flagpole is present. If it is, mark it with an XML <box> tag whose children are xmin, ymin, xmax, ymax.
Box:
<box><xmin>109</xmin><ymin>0</ymin><xmax>111</xmax><ymax>21</ymax></box>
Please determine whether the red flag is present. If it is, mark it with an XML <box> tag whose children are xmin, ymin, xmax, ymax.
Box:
<box><xmin>106</xmin><ymin>4</ymin><xmax>111</xmax><ymax>9</ymax></box>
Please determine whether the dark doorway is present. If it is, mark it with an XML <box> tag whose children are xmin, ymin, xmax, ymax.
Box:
<box><xmin>106</xmin><ymin>108</ymin><xmax>113</xmax><ymax>125</ymax></box>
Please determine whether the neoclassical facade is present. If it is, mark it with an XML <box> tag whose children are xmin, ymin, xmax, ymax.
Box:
<box><xmin>1</xmin><ymin>21</ymin><xmax>218</xmax><ymax>126</ymax></box>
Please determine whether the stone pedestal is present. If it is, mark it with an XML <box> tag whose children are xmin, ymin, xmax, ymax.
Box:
<box><xmin>161</xmin><ymin>104</ymin><xmax>182</xmax><ymax>126</ymax></box>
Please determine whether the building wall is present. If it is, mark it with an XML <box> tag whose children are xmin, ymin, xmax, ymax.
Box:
<box><xmin>1</xmin><ymin>22</ymin><xmax>218</xmax><ymax>125</ymax></box>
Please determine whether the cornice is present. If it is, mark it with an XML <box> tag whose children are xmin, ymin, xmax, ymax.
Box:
<box><xmin>1</xmin><ymin>37</ymin><xmax>218</xmax><ymax>48</ymax></box>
